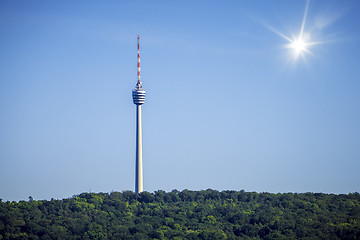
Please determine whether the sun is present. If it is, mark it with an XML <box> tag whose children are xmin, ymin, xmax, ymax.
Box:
<box><xmin>291</xmin><ymin>38</ymin><xmax>306</xmax><ymax>54</ymax></box>
<box><xmin>286</xmin><ymin>37</ymin><xmax>310</xmax><ymax>59</ymax></box>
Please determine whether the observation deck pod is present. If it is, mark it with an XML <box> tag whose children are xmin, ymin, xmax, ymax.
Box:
<box><xmin>132</xmin><ymin>83</ymin><xmax>146</xmax><ymax>105</ymax></box>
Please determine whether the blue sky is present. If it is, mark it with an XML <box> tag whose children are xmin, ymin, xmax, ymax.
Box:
<box><xmin>1</xmin><ymin>0</ymin><xmax>360</xmax><ymax>201</ymax></box>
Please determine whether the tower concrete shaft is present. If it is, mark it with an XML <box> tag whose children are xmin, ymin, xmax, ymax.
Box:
<box><xmin>135</xmin><ymin>104</ymin><xmax>143</xmax><ymax>193</ymax></box>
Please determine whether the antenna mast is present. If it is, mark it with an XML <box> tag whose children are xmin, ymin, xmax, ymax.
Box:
<box><xmin>137</xmin><ymin>34</ymin><xmax>141</xmax><ymax>84</ymax></box>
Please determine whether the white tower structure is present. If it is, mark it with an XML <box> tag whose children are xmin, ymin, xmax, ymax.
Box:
<box><xmin>132</xmin><ymin>35</ymin><xmax>145</xmax><ymax>194</ymax></box>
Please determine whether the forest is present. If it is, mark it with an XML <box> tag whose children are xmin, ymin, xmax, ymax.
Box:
<box><xmin>1</xmin><ymin>189</ymin><xmax>360</xmax><ymax>239</ymax></box>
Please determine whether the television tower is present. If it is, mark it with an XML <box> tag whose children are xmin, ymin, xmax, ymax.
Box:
<box><xmin>132</xmin><ymin>35</ymin><xmax>145</xmax><ymax>194</ymax></box>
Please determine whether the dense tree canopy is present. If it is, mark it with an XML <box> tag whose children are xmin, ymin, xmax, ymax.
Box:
<box><xmin>1</xmin><ymin>190</ymin><xmax>360</xmax><ymax>239</ymax></box>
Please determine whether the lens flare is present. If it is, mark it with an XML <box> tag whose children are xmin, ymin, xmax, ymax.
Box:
<box><xmin>264</xmin><ymin>0</ymin><xmax>320</xmax><ymax>63</ymax></box>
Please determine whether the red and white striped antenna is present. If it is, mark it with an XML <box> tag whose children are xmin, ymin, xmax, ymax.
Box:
<box><xmin>137</xmin><ymin>34</ymin><xmax>141</xmax><ymax>84</ymax></box>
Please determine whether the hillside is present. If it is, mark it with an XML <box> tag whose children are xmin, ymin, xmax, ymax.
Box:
<box><xmin>1</xmin><ymin>190</ymin><xmax>360</xmax><ymax>239</ymax></box>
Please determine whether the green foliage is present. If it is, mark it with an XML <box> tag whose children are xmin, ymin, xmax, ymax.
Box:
<box><xmin>1</xmin><ymin>190</ymin><xmax>360</xmax><ymax>239</ymax></box>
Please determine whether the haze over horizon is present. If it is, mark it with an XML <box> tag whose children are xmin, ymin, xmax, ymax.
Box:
<box><xmin>1</xmin><ymin>0</ymin><xmax>360</xmax><ymax>201</ymax></box>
